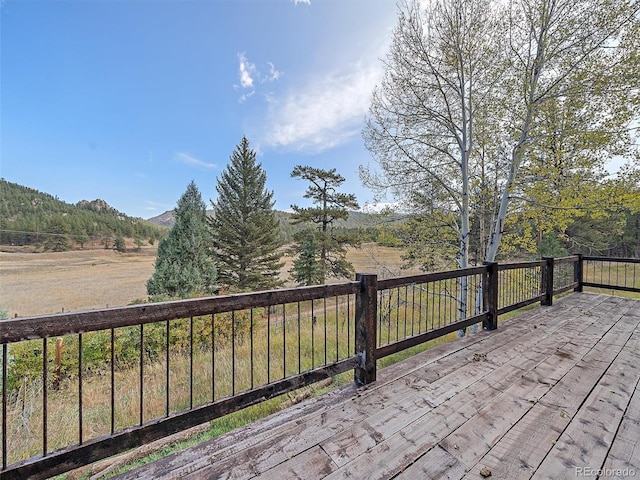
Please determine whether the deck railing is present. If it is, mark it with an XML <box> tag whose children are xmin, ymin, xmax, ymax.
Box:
<box><xmin>581</xmin><ymin>256</ymin><xmax>640</xmax><ymax>293</ymax></box>
<box><xmin>373</xmin><ymin>266</ymin><xmax>488</xmax><ymax>363</ymax></box>
<box><xmin>0</xmin><ymin>255</ymin><xmax>637</xmax><ymax>479</ymax></box>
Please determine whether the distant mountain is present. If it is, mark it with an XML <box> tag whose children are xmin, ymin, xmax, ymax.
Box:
<box><xmin>147</xmin><ymin>210</ymin><xmax>179</xmax><ymax>227</ymax></box>
<box><xmin>0</xmin><ymin>179</ymin><xmax>167</xmax><ymax>249</ymax></box>
<box><xmin>147</xmin><ymin>207</ymin><xmax>406</xmax><ymax>244</ymax></box>
<box><xmin>149</xmin><ymin>208</ymin><xmax>405</xmax><ymax>227</ymax></box>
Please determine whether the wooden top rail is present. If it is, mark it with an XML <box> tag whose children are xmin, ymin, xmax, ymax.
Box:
<box><xmin>554</xmin><ymin>256</ymin><xmax>580</xmax><ymax>264</ymax></box>
<box><xmin>496</xmin><ymin>260</ymin><xmax>545</xmax><ymax>271</ymax></box>
<box><xmin>377</xmin><ymin>265</ymin><xmax>487</xmax><ymax>290</ymax></box>
<box><xmin>9</xmin><ymin>255</ymin><xmax>632</xmax><ymax>345</ymax></box>
<box><xmin>0</xmin><ymin>281</ymin><xmax>361</xmax><ymax>344</ymax></box>
<box><xmin>584</xmin><ymin>256</ymin><xmax>640</xmax><ymax>264</ymax></box>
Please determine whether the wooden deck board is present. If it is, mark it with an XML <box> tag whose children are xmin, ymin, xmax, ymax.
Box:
<box><xmin>532</xmin><ymin>327</ymin><xmax>640</xmax><ymax>478</ymax></box>
<box><xmin>114</xmin><ymin>293</ymin><xmax>640</xmax><ymax>480</ymax></box>
<box><xmin>464</xmin><ymin>298</ymin><xmax>639</xmax><ymax>480</ymax></box>
<box><xmin>317</xmin><ymin>296</ymin><xmax>607</xmax><ymax>473</ymax></box>
<box><xmin>602</xmin><ymin>380</ymin><xmax>640</xmax><ymax>473</ymax></box>
<box><xmin>394</xmin><ymin>445</ymin><xmax>467</xmax><ymax>479</ymax></box>
<box><xmin>462</xmin><ymin>402</ymin><xmax>571</xmax><ymax>480</ymax></box>
<box><xmin>405</xmin><ymin>294</ymin><xmax>632</xmax><ymax>479</ymax></box>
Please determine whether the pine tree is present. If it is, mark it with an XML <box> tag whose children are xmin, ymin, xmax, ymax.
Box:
<box><xmin>114</xmin><ymin>235</ymin><xmax>126</xmax><ymax>252</ymax></box>
<box><xmin>43</xmin><ymin>215</ymin><xmax>73</xmax><ymax>252</ymax></box>
<box><xmin>289</xmin><ymin>232</ymin><xmax>324</xmax><ymax>286</ymax></box>
<box><xmin>210</xmin><ymin>137</ymin><xmax>283</xmax><ymax>292</ymax></box>
<box><xmin>147</xmin><ymin>181</ymin><xmax>217</xmax><ymax>299</ymax></box>
<box><xmin>290</xmin><ymin>166</ymin><xmax>360</xmax><ymax>282</ymax></box>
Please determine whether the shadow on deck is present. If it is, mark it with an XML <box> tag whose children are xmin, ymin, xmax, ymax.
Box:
<box><xmin>115</xmin><ymin>293</ymin><xmax>640</xmax><ymax>479</ymax></box>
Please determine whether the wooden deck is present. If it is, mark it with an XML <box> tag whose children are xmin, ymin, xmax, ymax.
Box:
<box><xmin>115</xmin><ymin>293</ymin><xmax>640</xmax><ymax>479</ymax></box>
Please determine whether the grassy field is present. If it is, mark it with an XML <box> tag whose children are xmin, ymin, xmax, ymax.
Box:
<box><xmin>0</xmin><ymin>247</ymin><xmax>159</xmax><ymax>317</ymax></box>
<box><xmin>0</xmin><ymin>242</ymin><xmax>427</xmax><ymax>478</ymax></box>
<box><xmin>0</xmin><ymin>243</ymin><xmax>421</xmax><ymax>318</ymax></box>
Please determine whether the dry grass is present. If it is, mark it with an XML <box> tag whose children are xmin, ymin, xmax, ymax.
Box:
<box><xmin>3</xmin><ymin>301</ymin><xmax>357</xmax><ymax>466</ymax></box>
<box><xmin>0</xmin><ymin>242</ymin><xmax>434</xmax><ymax>475</ymax></box>
<box><xmin>0</xmin><ymin>243</ymin><xmax>421</xmax><ymax>318</ymax></box>
<box><xmin>0</xmin><ymin>246</ymin><xmax>158</xmax><ymax>317</ymax></box>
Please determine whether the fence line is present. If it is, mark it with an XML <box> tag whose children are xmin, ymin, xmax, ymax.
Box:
<box><xmin>581</xmin><ymin>256</ymin><xmax>640</xmax><ymax>293</ymax></box>
<box><xmin>0</xmin><ymin>255</ymin><xmax>637</xmax><ymax>479</ymax></box>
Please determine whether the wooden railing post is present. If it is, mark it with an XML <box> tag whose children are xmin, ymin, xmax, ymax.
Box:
<box><xmin>483</xmin><ymin>262</ymin><xmax>499</xmax><ymax>331</ymax></box>
<box><xmin>354</xmin><ymin>273</ymin><xmax>377</xmax><ymax>386</ymax></box>
<box><xmin>542</xmin><ymin>257</ymin><xmax>554</xmax><ymax>306</ymax></box>
<box><xmin>575</xmin><ymin>254</ymin><xmax>584</xmax><ymax>292</ymax></box>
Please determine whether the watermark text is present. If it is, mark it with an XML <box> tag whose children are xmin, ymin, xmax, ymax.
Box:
<box><xmin>575</xmin><ymin>467</ymin><xmax>636</xmax><ymax>478</ymax></box>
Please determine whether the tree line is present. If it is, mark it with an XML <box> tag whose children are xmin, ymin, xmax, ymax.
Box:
<box><xmin>147</xmin><ymin>128</ymin><xmax>639</xmax><ymax>303</ymax></box>
<box><xmin>361</xmin><ymin>0</ymin><xmax>639</xmax><ymax>268</ymax></box>
<box><xmin>0</xmin><ymin>179</ymin><xmax>166</xmax><ymax>251</ymax></box>
<box><xmin>361</xmin><ymin>0</ymin><xmax>639</xmax><ymax>336</ymax></box>
<box><xmin>147</xmin><ymin>137</ymin><xmax>362</xmax><ymax>298</ymax></box>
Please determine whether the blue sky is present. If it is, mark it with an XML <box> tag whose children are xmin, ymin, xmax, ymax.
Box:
<box><xmin>1</xmin><ymin>0</ymin><xmax>398</xmax><ymax>218</ymax></box>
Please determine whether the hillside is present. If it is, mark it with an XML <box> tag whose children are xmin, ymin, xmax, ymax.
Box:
<box><xmin>0</xmin><ymin>179</ymin><xmax>167</xmax><ymax>250</ymax></box>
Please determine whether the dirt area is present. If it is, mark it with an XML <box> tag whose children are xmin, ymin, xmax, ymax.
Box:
<box><xmin>0</xmin><ymin>243</ymin><xmax>420</xmax><ymax>318</ymax></box>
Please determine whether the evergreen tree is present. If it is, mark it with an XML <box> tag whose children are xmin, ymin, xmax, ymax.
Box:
<box><xmin>78</xmin><ymin>232</ymin><xmax>91</xmax><ymax>249</ymax></box>
<box><xmin>43</xmin><ymin>215</ymin><xmax>73</xmax><ymax>251</ymax></box>
<box><xmin>133</xmin><ymin>236</ymin><xmax>145</xmax><ymax>251</ymax></box>
<box><xmin>290</xmin><ymin>166</ymin><xmax>360</xmax><ymax>282</ymax></box>
<box><xmin>114</xmin><ymin>235</ymin><xmax>126</xmax><ymax>252</ymax></box>
<box><xmin>289</xmin><ymin>232</ymin><xmax>324</xmax><ymax>286</ymax></box>
<box><xmin>209</xmin><ymin>137</ymin><xmax>283</xmax><ymax>292</ymax></box>
<box><xmin>147</xmin><ymin>181</ymin><xmax>217</xmax><ymax>299</ymax></box>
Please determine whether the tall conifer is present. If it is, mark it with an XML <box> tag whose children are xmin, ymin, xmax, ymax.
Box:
<box><xmin>210</xmin><ymin>137</ymin><xmax>283</xmax><ymax>292</ymax></box>
<box><xmin>147</xmin><ymin>181</ymin><xmax>217</xmax><ymax>299</ymax></box>
<box><xmin>290</xmin><ymin>166</ymin><xmax>360</xmax><ymax>282</ymax></box>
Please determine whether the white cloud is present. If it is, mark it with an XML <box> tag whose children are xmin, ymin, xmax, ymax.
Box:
<box><xmin>239</xmin><ymin>90</ymin><xmax>255</xmax><ymax>103</ymax></box>
<box><xmin>235</xmin><ymin>53</ymin><xmax>284</xmax><ymax>103</ymax></box>
<box><xmin>260</xmin><ymin>62</ymin><xmax>382</xmax><ymax>153</ymax></box>
<box><xmin>241</xmin><ymin>2</ymin><xmax>397</xmax><ymax>151</ymax></box>
<box><xmin>267</xmin><ymin>62</ymin><xmax>283</xmax><ymax>82</ymax></box>
<box><xmin>237</xmin><ymin>52</ymin><xmax>255</xmax><ymax>89</ymax></box>
<box><xmin>175</xmin><ymin>152</ymin><xmax>216</xmax><ymax>170</ymax></box>
<box><xmin>235</xmin><ymin>53</ymin><xmax>283</xmax><ymax>103</ymax></box>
